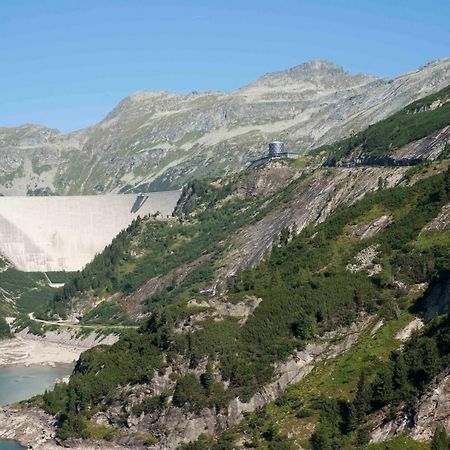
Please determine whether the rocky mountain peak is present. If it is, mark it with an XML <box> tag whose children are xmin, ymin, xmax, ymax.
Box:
<box><xmin>0</xmin><ymin>58</ymin><xmax>449</xmax><ymax>196</ymax></box>
<box><xmin>284</xmin><ymin>59</ymin><xmax>346</xmax><ymax>78</ymax></box>
<box><xmin>0</xmin><ymin>124</ymin><xmax>60</xmax><ymax>146</ymax></box>
<box><xmin>241</xmin><ymin>59</ymin><xmax>376</xmax><ymax>93</ymax></box>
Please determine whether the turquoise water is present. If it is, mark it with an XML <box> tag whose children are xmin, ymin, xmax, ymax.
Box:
<box><xmin>0</xmin><ymin>367</ymin><xmax>71</xmax><ymax>404</ymax></box>
<box><xmin>0</xmin><ymin>441</ymin><xmax>24</xmax><ymax>450</ymax></box>
<box><xmin>0</xmin><ymin>365</ymin><xmax>72</xmax><ymax>450</ymax></box>
<box><xmin>0</xmin><ymin>366</ymin><xmax>71</xmax><ymax>405</ymax></box>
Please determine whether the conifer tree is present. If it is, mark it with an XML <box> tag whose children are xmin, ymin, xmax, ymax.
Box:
<box><xmin>391</xmin><ymin>351</ymin><xmax>408</xmax><ymax>394</ymax></box>
<box><xmin>353</xmin><ymin>371</ymin><xmax>371</xmax><ymax>420</ymax></box>
<box><xmin>371</xmin><ymin>363</ymin><xmax>394</xmax><ymax>409</ymax></box>
<box><xmin>431</xmin><ymin>426</ymin><xmax>449</xmax><ymax>450</ymax></box>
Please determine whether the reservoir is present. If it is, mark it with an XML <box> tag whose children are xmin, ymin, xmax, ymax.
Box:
<box><xmin>0</xmin><ymin>365</ymin><xmax>72</xmax><ymax>450</ymax></box>
<box><xmin>0</xmin><ymin>442</ymin><xmax>24</xmax><ymax>450</ymax></box>
<box><xmin>0</xmin><ymin>366</ymin><xmax>71</xmax><ymax>405</ymax></box>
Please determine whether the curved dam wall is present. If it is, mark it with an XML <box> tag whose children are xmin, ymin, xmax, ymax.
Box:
<box><xmin>0</xmin><ymin>191</ymin><xmax>181</xmax><ymax>272</ymax></box>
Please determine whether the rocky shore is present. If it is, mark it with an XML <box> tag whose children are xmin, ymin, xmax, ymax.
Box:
<box><xmin>0</xmin><ymin>407</ymin><xmax>130</xmax><ymax>450</ymax></box>
<box><xmin>0</xmin><ymin>330</ymin><xmax>123</xmax><ymax>448</ymax></box>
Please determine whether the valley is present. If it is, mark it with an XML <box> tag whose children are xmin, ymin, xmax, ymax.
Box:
<box><xmin>0</xmin><ymin>66</ymin><xmax>449</xmax><ymax>450</ymax></box>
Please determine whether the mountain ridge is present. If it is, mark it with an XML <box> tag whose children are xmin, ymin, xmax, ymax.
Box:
<box><xmin>0</xmin><ymin>86</ymin><xmax>449</xmax><ymax>449</ymax></box>
<box><xmin>0</xmin><ymin>58</ymin><xmax>449</xmax><ymax>196</ymax></box>
<box><xmin>4</xmin><ymin>58</ymin><xmax>450</xmax><ymax>132</ymax></box>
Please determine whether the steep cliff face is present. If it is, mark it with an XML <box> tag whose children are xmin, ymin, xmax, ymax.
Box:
<box><xmin>219</xmin><ymin>166</ymin><xmax>407</xmax><ymax>279</ymax></box>
<box><xmin>1</xmin><ymin>58</ymin><xmax>449</xmax><ymax>195</ymax></box>
<box><xmin>370</xmin><ymin>370</ymin><xmax>450</xmax><ymax>444</ymax></box>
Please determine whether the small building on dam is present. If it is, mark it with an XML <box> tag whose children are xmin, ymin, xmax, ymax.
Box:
<box><xmin>249</xmin><ymin>141</ymin><xmax>299</xmax><ymax>168</ymax></box>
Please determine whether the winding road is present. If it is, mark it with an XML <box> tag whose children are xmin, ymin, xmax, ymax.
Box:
<box><xmin>28</xmin><ymin>313</ymin><xmax>139</xmax><ymax>330</ymax></box>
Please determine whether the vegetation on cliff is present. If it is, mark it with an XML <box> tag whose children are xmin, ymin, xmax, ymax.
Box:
<box><xmin>314</xmin><ymin>84</ymin><xmax>450</xmax><ymax>164</ymax></box>
<box><xmin>0</xmin><ymin>315</ymin><xmax>11</xmax><ymax>339</ymax></box>
<box><xmin>311</xmin><ymin>311</ymin><xmax>449</xmax><ymax>449</ymax></box>
<box><xmin>39</xmin><ymin>166</ymin><xmax>450</xmax><ymax>444</ymax></box>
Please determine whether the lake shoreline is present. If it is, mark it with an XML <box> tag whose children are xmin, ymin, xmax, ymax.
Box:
<box><xmin>0</xmin><ymin>361</ymin><xmax>74</xmax><ymax>369</ymax></box>
<box><xmin>0</xmin><ymin>366</ymin><xmax>73</xmax><ymax>406</ymax></box>
<box><xmin>0</xmin><ymin>407</ymin><xmax>132</xmax><ymax>450</ymax></box>
<box><xmin>0</xmin><ymin>330</ymin><xmax>121</xmax><ymax>449</ymax></box>
<box><xmin>0</xmin><ymin>439</ymin><xmax>25</xmax><ymax>450</ymax></box>
<box><xmin>0</xmin><ymin>328</ymin><xmax>119</xmax><ymax>368</ymax></box>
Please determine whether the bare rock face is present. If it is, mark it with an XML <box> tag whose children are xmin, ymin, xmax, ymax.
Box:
<box><xmin>395</xmin><ymin>318</ymin><xmax>424</xmax><ymax>342</ymax></box>
<box><xmin>350</xmin><ymin>215</ymin><xmax>393</xmax><ymax>240</ymax></box>
<box><xmin>1</xmin><ymin>58</ymin><xmax>449</xmax><ymax>195</ymax></box>
<box><xmin>219</xmin><ymin>166</ymin><xmax>407</xmax><ymax>279</ymax></box>
<box><xmin>234</xmin><ymin>160</ymin><xmax>302</xmax><ymax>198</ymax></box>
<box><xmin>0</xmin><ymin>407</ymin><xmax>148</xmax><ymax>450</ymax></box>
<box><xmin>370</xmin><ymin>371</ymin><xmax>450</xmax><ymax>444</ymax></box>
<box><xmin>422</xmin><ymin>202</ymin><xmax>450</xmax><ymax>232</ymax></box>
<box><xmin>179</xmin><ymin>296</ymin><xmax>262</xmax><ymax>331</ymax></box>
<box><xmin>411</xmin><ymin>371</ymin><xmax>450</xmax><ymax>441</ymax></box>
<box><xmin>392</xmin><ymin>125</ymin><xmax>450</xmax><ymax>161</ymax></box>
<box><xmin>122</xmin><ymin>315</ymin><xmax>373</xmax><ymax>450</ymax></box>
<box><xmin>333</xmin><ymin>124</ymin><xmax>450</xmax><ymax>168</ymax></box>
<box><xmin>0</xmin><ymin>407</ymin><xmax>56</xmax><ymax>448</ymax></box>
<box><xmin>346</xmin><ymin>244</ymin><xmax>382</xmax><ymax>276</ymax></box>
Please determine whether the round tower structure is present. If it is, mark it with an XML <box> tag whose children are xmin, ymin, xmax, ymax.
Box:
<box><xmin>268</xmin><ymin>141</ymin><xmax>284</xmax><ymax>157</ymax></box>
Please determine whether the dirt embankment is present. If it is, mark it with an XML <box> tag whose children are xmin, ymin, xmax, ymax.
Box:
<box><xmin>0</xmin><ymin>328</ymin><xmax>119</xmax><ymax>367</ymax></box>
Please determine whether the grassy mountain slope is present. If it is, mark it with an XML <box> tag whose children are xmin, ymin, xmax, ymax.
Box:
<box><xmin>33</xmin><ymin>166</ymin><xmax>450</xmax><ymax>448</ymax></box>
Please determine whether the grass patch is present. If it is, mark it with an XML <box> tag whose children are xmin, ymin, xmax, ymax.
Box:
<box><xmin>229</xmin><ymin>310</ymin><xmax>418</xmax><ymax>448</ymax></box>
<box><xmin>362</xmin><ymin>435</ymin><xmax>429</xmax><ymax>450</ymax></box>
<box><xmin>415</xmin><ymin>229</ymin><xmax>450</xmax><ymax>250</ymax></box>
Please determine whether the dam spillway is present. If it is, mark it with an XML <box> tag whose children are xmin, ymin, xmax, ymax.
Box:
<box><xmin>0</xmin><ymin>191</ymin><xmax>181</xmax><ymax>272</ymax></box>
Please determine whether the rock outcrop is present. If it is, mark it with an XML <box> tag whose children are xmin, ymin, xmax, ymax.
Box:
<box><xmin>422</xmin><ymin>202</ymin><xmax>450</xmax><ymax>232</ymax></box>
<box><xmin>0</xmin><ymin>407</ymin><xmax>133</xmax><ymax>450</ymax></box>
<box><xmin>350</xmin><ymin>215</ymin><xmax>393</xmax><ymax>240</ymax></box>
<box><xmin>370</xmin><ymin>370</ymin><xmax>450</xmax><ymax>443</ymax></box>
<box><xmin>410</xmin><ymin>371</ymin><xmax>450</xmax><ymax>441</ymax></box>
<box><xmin>219</xmin><ymin>166</ymin><xmax>406</xmax><ymax>278</ymax></box>
<box><xmin>122</xmin><ymin>316</ymin><xmax>373</xmax><ymax>449</ymax></box>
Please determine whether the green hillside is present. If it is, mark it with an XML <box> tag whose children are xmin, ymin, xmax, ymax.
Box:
<box><xmin>35</xmin><ymin>167</ymin><xmax>450</xmax><ymax>446</ymax></box>
<box><xmin>12</xmin><ymin>86</ymin><xmax>450</xmax><ymax>448</ymax></box>
<box><xmin>0</xmin><ymin>266</ymin><xmax>74</xmax><ymax>336</ymax></box>
<box><xmin>46</xmin><ymin>177</ymin><xmax>272</xmax><ymax>321</ymax></box>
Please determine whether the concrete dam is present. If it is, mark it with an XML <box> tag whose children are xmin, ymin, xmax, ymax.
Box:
<box><xmin>0</xmin><ymin>191</ymin><xmax>181</xmax><ymax>272</ymax></box>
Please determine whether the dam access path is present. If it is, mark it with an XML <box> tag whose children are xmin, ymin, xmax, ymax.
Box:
<box><xmin>27</xmin><ymin>313</ymin><xmax>139</xmax><ymax>330</ymax></box>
